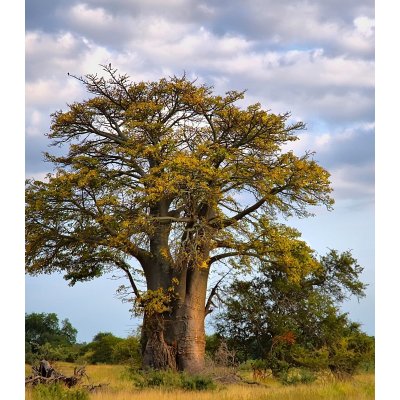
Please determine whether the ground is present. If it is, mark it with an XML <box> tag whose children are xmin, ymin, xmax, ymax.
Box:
<box><xmin>25</xmin><ymin>362</ymin><xmax>374</xmax><ymax>400</ymax></box>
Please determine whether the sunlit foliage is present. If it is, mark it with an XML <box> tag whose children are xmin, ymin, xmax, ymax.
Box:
<box><xmin>25</xmin><ymin>66</ymin><xmax>335</xmax><ymax>370</ymax></box>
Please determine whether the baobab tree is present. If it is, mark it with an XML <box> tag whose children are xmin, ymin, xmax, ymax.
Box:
<box><xmin>26</xmin><ymin>65</ymin><xmax>333</xmax><ymax>372</ymax></box>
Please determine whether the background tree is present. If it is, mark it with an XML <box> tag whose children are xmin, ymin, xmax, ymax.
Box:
<box><xmin>25</xmin><ymin>312</ymin><xmax>77</xmax><ymax>347</ymax></box>
<box><xmin>81</xmin><ymin>332</ymin><xmax>141</xmax><ymax>365</ymax></box>
<box><xmin>25</xmin><ymin>312</ymin><xmax>79</xmax><ymax>363</ymax></box>
<box><xmin>81</xmin><ymin>332</ymin><xmax>123</xmax><ymax>364</ymax></box>
<box><xmin>112</xmin><ymin>335</ymin><xmax>142</xmax><ymax>366</ymax></box>
<box><xmin>26</xmin><ymin>66</ymin><xmax>334</xmax><ymax>372</ymax></box>
<box><xmin>215</xmin><ymin>249</ymin><xmax>373</xmax><ymax>376</ymax></box>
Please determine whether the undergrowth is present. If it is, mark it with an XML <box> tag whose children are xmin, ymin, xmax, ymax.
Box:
<box><xmin>31</xmin><ymin>383</ymin><xmax>89</xmax><ymax>400</ymax></box>
<box><xmin>129</xmin><ymin>369</ymin><xmax>216</xmax><ymax>391</ymax></box>
<box><xmin>278</xmin><ymin>368</ymin><xmax>317</xmax><ymax>385</ymax></box>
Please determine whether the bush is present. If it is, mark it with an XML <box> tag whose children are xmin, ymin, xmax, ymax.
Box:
<box><xmin>238</xmin><ymin>359</ymin><xmax>257</xmax><ymax>371</ymax></box>
<box><xmin>180</xmin><ymin>374</ymin><xmax>216</xmax><ymax>391</ymax></box>
<box><xmin>205</xmin><ymin>334</ymin><xmax>222</xmax><ymax>357</ymax></box>
<box><xmin>130</xmin><ymin>369</ymin><xmax>216</xmax><ymax>391</ymax></box>
<box><xmin>358</xmin><ymin>359</ymin><xmax>375</xmax><ymax>373</ymax></box>
<box><xmin>112</xmin><ymin>336</ymin><xmax>142</xmax><ymax>365</ymax></box>
<box><xmin>31</xmin><ymin>384</ymin><xmax>88</xmax><ymax>400</ymax></box>
<box><xmin>130</xmin><ymin>369</ymin><xmax>181</xmax><ymax>389</ymax></box>
<box><xmin>26</xmin><ymin>342</ymin><xmax>83</xmax><ymax>364</ymax></box>
<box><xmin>81</xmin><ymin>332</ymin><xmax>123</xmax><ymax>364</ymax></box>
<box><xmin>325</xmin><ymin>332</ymin><xmax>374</xmax><ymax>377</ymax></box>
<box><xmin>278</xmin><ymin>368</ymin><xmax>316</xmax><ymax>385</ymax></box>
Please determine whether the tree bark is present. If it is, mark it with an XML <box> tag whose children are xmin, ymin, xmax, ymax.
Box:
<box><xmin>141</xmin><ymin>258</ymin><xmax>209</xmax><ymax>373</ymax></box>
<box><xmin>139</xmin><ymin>203</ymin><xmax>213</xmax><ymax>373</ymax></box>
<box><xmin>172</xmin><ymin>267</ymin><xmax>209</xmax><ymax>372</ymax></box>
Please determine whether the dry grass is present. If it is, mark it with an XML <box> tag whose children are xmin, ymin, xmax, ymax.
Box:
<box><xmin>87</xmin><ymin>377</ymin><xmax>374</xmax><ymax>400</ymax></box>
<box><xmin>25</xmin><ymin>363</ymin><xmax>374</xmax><ymax>400</ymax></box>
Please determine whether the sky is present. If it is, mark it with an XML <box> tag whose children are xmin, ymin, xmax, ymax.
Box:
<box><xmin>24</xmin><ymin>0</ymin><xmax>375</xmax><ymax>343</ymax></box>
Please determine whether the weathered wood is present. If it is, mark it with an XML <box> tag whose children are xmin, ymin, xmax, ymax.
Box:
<box><xmin>25</xmin><ymin>360</ymin><xmax>88</xmax><ymax>388</ymax></box>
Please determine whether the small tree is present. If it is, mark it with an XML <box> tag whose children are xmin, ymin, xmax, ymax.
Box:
<box><xmin>25</xmin><ymin>312</ymin><xmax>79</xmax><ymax>364</ymax></box>
<box><xmin>82</xmin><ymin>332</ymin><xmax>123</xmax><ymax>364</ymax></box>
<box><xmin>214</xmin><ymin>340</ymin><xmax>237</xmax><ymax>368</ymax></box>
<box><xmin>112</xmin><ymin>336</ymin><xmax>142</xmax><ymax>366</ymax></box>
<box><xmin>205</xmin><ymin>334</ymin><xmax>222</xmax><ymax>358</ymax></box>
<box><xmin>25</xmin><ymin>313</ymin><xmax>78</xmax><ymax>346</ymax></box>
<box><xmin>215</xmin><ymin>250</ymin><xmax>372</xmax><ymax>376</ymax></box>
<box><xmin>26</xmin><ymin>66</ymin><xmax>334</xmax><ymax>372</ymax></box>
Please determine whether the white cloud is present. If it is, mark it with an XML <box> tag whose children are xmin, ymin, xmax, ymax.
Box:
<box><xmin>26</xmin><ymin>30</ymin><xmax>115</xmax><ymax>100</ymax></box>
<box><xmin>78</xmin><ymin>39</ymin><xmax>114</xmax><ymax>73</ymax></box>
<box><xmin>254</xmin><ymin>49</ymin><xmax>374</xmax><ymax>89</ymax></box>
<box><xmin>287</xmin><ymin>122</ymin><xmax>374</xmax><ymax>154</ymax></box>
<box><xmin>26</xmin><ymin>31</ymin><xmax>88</xmax><ymax>81</ymax></box>
<box><xmin>26</xmin><ymin>171</ymin><xmax>51</xmax><ymax>182</ymax></box>
<box><xmin>69</xmin><ymin>3</ymin><xmax>113</xmax><ymax>27</ymax></box>
<box><xmin>128</xmin><ymin>24</ymin><xmax>252</xmax><ymax>66</ymax></box>
<box><xmin>354</xmin><ymin>16</ymin><xmax>375</xmax><ymax>38</ymax></box>
<box><xmin>205</xmin><ymin>1</ymin><xmax>374</xmax><ymax>57</ymax></box>
<box><xmin>315</xmin><ymin>133</ymin><xmax>332</xmax><ymax>147</ymax></box>
<box><xmin>26</xmin><ymin>79</ymin><xmax>83</xmax><ymax>108</ymax></box>
<box><xmin>26</xmin><ymin>31</ymin><xmax>79</xmax><ymax>56</ymax></box>
<box><xmin>26</xmin><ymin>110</ymin><xmax>44</xmax><ymax>137</ymax></box>
<box><xmin>25</xmin><ymin>0</ymin><xmax>374</xmax><ymax>203</ymax></box>
<box><xmin>330</xmin><ymin>163</ymin><xmax>374</xmax><ymax>200</ymax></box>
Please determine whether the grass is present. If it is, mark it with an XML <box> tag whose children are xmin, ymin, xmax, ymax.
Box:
<box><xmin>25</xmin><ymin>362</ymin><xmax>374</xmax><ymax>400</ymax></box>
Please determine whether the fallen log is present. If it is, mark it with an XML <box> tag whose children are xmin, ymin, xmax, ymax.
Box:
<box><xmin>25</xmin><ymin>360</ymin><xmax>88</xmax><ymax>388</ymax></box>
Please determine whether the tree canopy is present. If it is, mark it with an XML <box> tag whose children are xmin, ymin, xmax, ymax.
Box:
<box><xmin>25</xmin><ymin>312</ymin><xmax>77</xmax><ymax>347</ymax></box>
<box><xmin>25</xmin><ymin>65</ymin><xmax>335</xmax><ymax>371</ymax></box>
<box><xmin>214</xmin><ymin>250</ymin><xmax>372</xmax><ymax>376</ymax></box>
<box><xmin>26</xmin><ymin>66</ymin><xmax>333</xmax><ymax>284</ymax></box>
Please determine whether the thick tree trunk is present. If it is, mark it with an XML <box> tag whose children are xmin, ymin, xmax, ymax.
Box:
<box><xmin>172</xmin><ymin>267</ymin><xmax>209</xmax><ymax>372</ymax></box>
<box><xmin>141</xmin><ymin>314</ymin><xmax>177</xmax><ymax>370</ymax></box>
<box><xmin>141</xmin><ymin>261</ymin><xmax>209</xmax><ymax>373</ymax></box>
<box><xmin>140</xmin><ymin>204</ymin><xmax>212</xmax><ymax>372</ymax></box>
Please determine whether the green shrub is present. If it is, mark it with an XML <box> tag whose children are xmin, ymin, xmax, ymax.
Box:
<box><xmin>278</xmin><ymin>368</ymin><xmax>316</xmax><ymax>385</ymax></box>
<box><xmin>81</xmin><ymin>332</ymin><xmax>123</xmax><ymax>364</ymax></box>
<box><xmin>180</xmin><ymin>374</ymin><xmax>216</xmax><ymax>391</ymax></box>
<box><xmin>250</xmin><ymin>358</ymin><xmax>269</xmax><ymax>371</ymax></box>
<box><xmin>238</xmin><ymin>359</ymin><xmax>257</xmax><ymax>371</ymax></box>
<box><xmin>130</xmin><ymin>369</ymin><xmax>180</xmax><ymax>389</ymax></box>
<box><xmin>130</xmin><ymin>369</ymin><xmax>216</xmax><ymax>391</ymax></box>
<box><xmin>325</xmin><ymin>333</ymin><xmax>374</xmax><ymax>377</ymax></box>
<box><xmin>26</xmin><ymin>341</ymin><xmax>83</xmax><ymax>364</ymax></box>
<box><xmin>81</xmin><ymin>332</ymin><xmax>143</xmax><ymax>365</ymax></box>
<box><xmin>205</xmin><ymin>334</ymin><xmax>222</xmax><ymax>358</ymax></box>
<box><xmin>31</xmin><ymin>384</ymin><xmax>88</xmax><ymax>400</ymax></box>
<box><xmin>112</xmin><ymin>336</ymin><xmax>142</xmax><ymax>365</ymax></box>
<box><xmin>358</xmin><ymin>359</ymin><xmax>375</xmax><ymax>373</ymax></box>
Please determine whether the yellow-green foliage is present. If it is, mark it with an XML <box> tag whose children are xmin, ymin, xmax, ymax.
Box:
<box><xmin>134</xmin><ymin>288</ymin><xmax>175</xmax><ymax>316</ymax></box>
<box><xmin>26</xmin><ymin>363</ymin><xmax>374</xmax><ymax>400</ymax></box>
<box><xmin>26</xmin><ymin>69</ymin><xmax>334</xmax><ymax>292</ymax></box>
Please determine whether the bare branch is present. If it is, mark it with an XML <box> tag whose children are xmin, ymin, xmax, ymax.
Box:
<box><xmin>209</xmin><ymin>252</ymin><xmax>241</xmax><ymax>264</ymax></box>
<box><xmin>209</xmin><ymin>186</ymin><xmax>284</xmax><ymax>229</ymax></box>
<box><xmin>116</xmin><ymin>259</ymin><xmax>141</xmax><ymax>299</ymax></box>
<box><xmin>205</xmin><ymin>270</ymin><xmax>232</xmax><ymax>315</ymax></box>
<box><xmin>150</xmin><ymin>216</ymin><xmax>194</xmax><ymax>223</ymax></box>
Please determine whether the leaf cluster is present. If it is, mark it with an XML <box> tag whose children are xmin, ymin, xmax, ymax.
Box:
<box><xmin>26</xmin><ymin>66</ymin><xmax>334</xmax><ymax>307</ymax></box>
<box><xmin>214</xmin><ymin>249</ymin><xmax>371</xmax><ymax>375</ymax></box>
<box><xmin>25</xmin><ymin>312</ymin><xmax>78</xmax><ymax>346</ymax></box>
